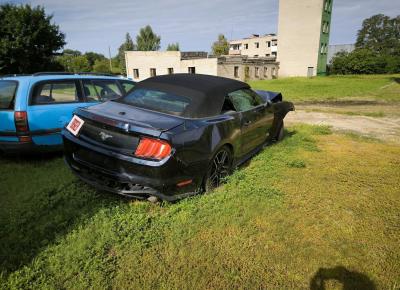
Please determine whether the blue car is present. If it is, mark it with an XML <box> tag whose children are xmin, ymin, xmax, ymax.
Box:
<box><xmin>0</xmin><ymin>73</ymin><xmax>135</xmax><ymax>153</ymax></box>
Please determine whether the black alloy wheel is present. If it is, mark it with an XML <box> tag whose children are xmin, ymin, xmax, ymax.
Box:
<box><xmin>204</xmin><ymin>146</ymin><xmax>232</xmax><ymax>192</ymax></box>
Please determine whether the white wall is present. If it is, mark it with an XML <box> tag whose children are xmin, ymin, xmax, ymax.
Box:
<box><xmin>125</xmin><ymin>51</ymin><xmax>218</xmax><ymax>81</ymax></box>
<box><xmin>277</xmin><ymin>0</ymin><xmax>323</xmax><ymax>77</ymax></box>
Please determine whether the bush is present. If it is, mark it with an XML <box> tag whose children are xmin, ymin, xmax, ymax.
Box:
<box><xmin>330</xmin><ymin>48</ymin><xmax>399</xmax><ymax>75</ymax></box>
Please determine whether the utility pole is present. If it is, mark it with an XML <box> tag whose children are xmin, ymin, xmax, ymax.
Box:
<box><xmin>108</xmin><ymin>46</ymin><xmax>113</xmax><ymax>73</ymax></box>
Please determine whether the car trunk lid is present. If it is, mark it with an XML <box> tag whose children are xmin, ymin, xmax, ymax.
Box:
<box><xmin>74</xmin><ymin>101</ymin><xmax>184</xmax><ymax>154</ymax></box>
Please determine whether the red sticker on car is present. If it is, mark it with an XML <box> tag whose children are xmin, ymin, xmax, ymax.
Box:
<box><xmin>67</xmin><ymin>115</ymin><xmax>84</xmax><ymax>136</ymax></box>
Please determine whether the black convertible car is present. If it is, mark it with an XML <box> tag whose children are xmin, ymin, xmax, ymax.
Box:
<box><xmin>63</xmin><ymin>74</ymin><xmax>294</xmax><ymax>201</ymax></box>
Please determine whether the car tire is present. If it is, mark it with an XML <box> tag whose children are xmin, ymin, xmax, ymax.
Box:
<box><xmin>204</xmin><ymin>146</ymin><xmax>233</xmax><ymax>192</ymax></box>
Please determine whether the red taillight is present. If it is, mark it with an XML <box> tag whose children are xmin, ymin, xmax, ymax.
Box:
<box><xmin>14</xmin><ymin>111</ymin><xmax>29</xmax><ymax>132</ymax></box>
<box><xmin>135</xmin><ymin>138</ymin><xmax>172</xmax><ymax>160</ymax></box>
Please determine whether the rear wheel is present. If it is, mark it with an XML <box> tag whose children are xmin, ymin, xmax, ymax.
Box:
<box><xmin>204</xmin><ymin>146</ymin><xmax>233</xmax><ymax>192</ymax></box>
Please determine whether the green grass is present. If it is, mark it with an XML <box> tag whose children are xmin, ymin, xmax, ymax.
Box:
<box><xmin>249</xmin><ymin>74</ymin><xmax>400</xmax><ymax>103</ymax></box>
<box><xmin>1</xmin><ymin>125</ymin><xmax>399</xmax><ymax>289</ymax></box>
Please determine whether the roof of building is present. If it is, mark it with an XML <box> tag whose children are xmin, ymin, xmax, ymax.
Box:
<box><xmin>134</xmin><ymin>73</ymin><xmax>250</xmax><ymax>118</ymax></box>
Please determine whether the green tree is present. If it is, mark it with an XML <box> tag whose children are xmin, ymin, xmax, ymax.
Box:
<box><xmin>166</xmin><ymin>43</ymin><xmax>180</xmax><ymax>51</ymax></box>
<box><xmin>117</xmin><ymin>33</ymin><xmax>135</xmax><ymax>74</ymax></box>
<box><xmin>56</xmin><ymin>54</ymin><xmax>90</xmax><ymax>72</ymax></box>
<box><xmin>0</xmin><ymin>4</ymin><xmax>65</xmax><ymax>74</ymax></box>
<box><xmin>63</xmin><ymin>49</ymin><xmax>81</xmax><ymax>57</ymax></box>
<box><xmin>356</xmin><ymin>14</ymin><xmax>400</xmax><ymax>54</ymax></box>
<box><xmin>92</xmin><ymin>59</ymin><xmax>111</xmax><ymax>73</ymax></box>
<box><xmin>84</xmin><ymin>52</ymin><xmax>106</xmax><ymax>68</ymax></box>
<box><xmin>136</xmin><ymin>25</ymin><xmax>161</xmax><ymax>51</ymax></box>
<box><xmin>211</xmin><ymin>34</ymin><xmax>229</xmax><ymax>56</ymax></box>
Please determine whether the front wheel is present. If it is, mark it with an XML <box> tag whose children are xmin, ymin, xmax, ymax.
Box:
<box><xmin>204</xmin><ymin>146</ymin><xmax>233</xmax><ymax>192</ymax></box>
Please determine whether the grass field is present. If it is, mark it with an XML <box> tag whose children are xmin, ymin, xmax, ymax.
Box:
<box><xmin>249</xmin><ymin>74</ymin><xmax>400</xmax><ymax>103</ymax></box>
<box><xmin>1</xmin><ymin>124</ymin><xmax>399</xmax><ymax>289</ymax></box>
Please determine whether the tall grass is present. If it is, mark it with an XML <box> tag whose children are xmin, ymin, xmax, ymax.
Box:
<box><xmin>1</xmin><ymin>125</ymin><xmax>399</xmax><ymax>289</ymax></box>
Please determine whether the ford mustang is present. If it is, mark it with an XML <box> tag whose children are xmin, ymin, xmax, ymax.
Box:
<box><xmin>62</xmin><ymin>74</ymin><xmax>294</xmax><ymax>201</ymax></box>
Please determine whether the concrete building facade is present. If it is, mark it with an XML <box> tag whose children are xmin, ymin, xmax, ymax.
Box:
<box><xmin>277</xmin><ymin>0</ymin><xmax>333</xmax><ymax>77</ymax></box>
<box><xmin>125</xmin><ymin>51</ymin><xmax>279</xmax><ymax>82</ymax></box>
<box><xmin>229</xmin><ymin>34</ymin><xmax>278</xmax><ymax>58</ymax></box>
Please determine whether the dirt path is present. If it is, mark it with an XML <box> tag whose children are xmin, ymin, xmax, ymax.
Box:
<box><xmin>286</xmin><ymin>110</ymin><xmax>400</xmax><ymax>143</ymax></box>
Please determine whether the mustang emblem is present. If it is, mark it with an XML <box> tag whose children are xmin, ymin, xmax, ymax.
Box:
<box><xmin>99</xmin><ymin>131</ymin><xmax>113</xmax><ymax>141</ymax></box>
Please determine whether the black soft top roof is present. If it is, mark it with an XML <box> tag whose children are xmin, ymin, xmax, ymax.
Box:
<box><xmin>134</xmin><ymin>74</ymin><xmax>250</xmax><ymax>118</ymax></box>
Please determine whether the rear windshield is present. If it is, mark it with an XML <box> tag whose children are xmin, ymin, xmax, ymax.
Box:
<box><xmin>118</xmin><ymin>88</ymin><xmax>191</xmax><ymax>116</ymax></box>
<box><xmin>0</xmin><ymin>81</ymin><xmax>17</xmax><ymax>109</ymax></box>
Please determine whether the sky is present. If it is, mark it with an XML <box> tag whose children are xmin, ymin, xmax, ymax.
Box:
<box><xmin>6</xmin><ymin>0</ymin><xmax>400</xmax><ymax>56</ymax></box>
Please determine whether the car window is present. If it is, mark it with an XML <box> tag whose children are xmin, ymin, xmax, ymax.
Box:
<box><xmin>82</xmin><ymin>80</ymin><xmax>100</xmax><ymax>102</ymax></box>
<box><xmin>119</xmin><ymin>88</ymin><xmax>190</xmax><ymax>116</ymax></box>
<box><xmin>91</xmin><ymin>80</ymin><xmax>122</xmax><ymax>101</ymax></box>
<box><xmin>228</xmin><ymin>89</ymin><xmax>264</xmax><ymax>112</ymax></box>
<box><xmin>0</xmin><ymin>81</ymin><xmax>17</xmax><ymax>109</ymax></box>
<box><xmin>119</xmin><ymin>80</ymin><xmax>135</xmax><ymax>94</ymax></box>
<box><xmin>32</xmin><ymin>81</ymin><xmax>79</xmax><ymax>105</ymax></box>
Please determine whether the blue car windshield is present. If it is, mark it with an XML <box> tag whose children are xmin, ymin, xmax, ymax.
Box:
<box><xmin>0</xmin><ymin>81</ymin><xmax>17</xmax><ymax>109</ymax></box>
<box><xmin>118</xmin><ymin>88</ymin><xmax>191</xmax><ymax>116</ymax></box>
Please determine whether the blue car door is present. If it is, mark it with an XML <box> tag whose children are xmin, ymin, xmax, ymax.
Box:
<box><xmin>0</xmin><ymin>80</ymin><xmax>19</xmax><ymax>142</ymax></box>
<box><xmin>27</xmin><ymin>79</ymin><xmax>88</xmax><ymax>146</ymax></box>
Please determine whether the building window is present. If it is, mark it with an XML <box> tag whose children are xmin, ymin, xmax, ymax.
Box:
<box><xmin>168</xmin><ymin>68</ymin><xmax>174</xmax><ymax>74</ymax></box>
<box><xmin>255</xmin><ymin>67</ymin><xmax>259</xmax><ymax>78</ymax></box>
<box><xmin>244</xmin><ymin>66</ymin><xmax>250</xmax><ymax>78</ymax></box>
<box><xmin>244</xmin><ymin>43</ymin><xmax>249</xmax><ymax>49</ymax></box>
<box><xmin>133</xmin><ymin>69</ymin><xmax>139</xmax><ymax>79</ymax></box>
<box><xmin>150</xmin><ymin>68</ymin><xmax>156</xmax><ymax>77</ymax></box>
<box><xmin>320</xmin><ymin>43</ymin><xmax>328</xmax><ymax>54</ymax></box>
<box><xmin>272</xmin><ymin>39</ymin><xmax>278</xmax><ymax>46</ymax></box>
<box><xmin>324</xmin><ymin>0</ymin><xmax>331</xmax><ymax>12</ymax></box>
<box><xmin>272</xmin><ymin>67</ymin><xmax>277</xmax><ymax>79</ymax></box>
<box><xmin>267</xmin><ymin>41</ymin><xmax>271</xmax><ymax>47</ymax></box>
<box><xmin>255</xmin><ymin>42</ymin><xmax>259</xmax><ymax>48</ymax></box>
<box><xmin>254</xmin><ymin>55</ymin><xmax>259</xmax><ymax>58</ymax></box>
<box><xmin>272</xmin><ymin>51</ymin><xmax>277</xmax><ymax>57</ymax></box>
<box><xmin>188</xmin><ymin>67</ymin><xmax>196</xmax><ymax>74</ymax></box>
<box><xmin>266</xmin><ymin>53</ymin><xmax>270</xmax><ymax>57</ymax></box>
<box><xmin>264</xmin><ymin>67</ymin><xmax>268</xmax><ymax>78</ymax></box>
<box><xmin>234</xmin><ymin>66</ymin><xmax>239</xmax><ymax>78</ymax></box>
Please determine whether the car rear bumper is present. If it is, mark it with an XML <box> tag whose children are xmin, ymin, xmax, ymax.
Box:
<box><xmin>63</xmin><ymin>131</ymin><xmax>204</xmax><ymax>201</ymax></box>
<box><xmin>0</xmin><ymin>140</ymin><xmax>62</xmax><ymax>154</ymax></box>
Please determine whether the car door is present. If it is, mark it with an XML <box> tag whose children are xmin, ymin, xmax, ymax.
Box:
<box><xmin>228</xmin><ymin>89</ymin><xmax>272</xmax><ymax>155</ymax></box>
<box><xmin>27</xmin><ymin>79</ymin><xmax>86</xmax><ymax>146</ymax></box>
<box><xmin>0</xmin><ymin>80</ymin><xmax>19</xmax><ymax>142</ymax></box>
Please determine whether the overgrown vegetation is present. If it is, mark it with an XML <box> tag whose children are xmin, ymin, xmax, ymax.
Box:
<box><xmin>250</xmin><ymin>74</ymin><xmax>400</xmax><ymax>103</ymax></box>
<box><xmin>1</xmin><ymin>125</ymin><xmax>399</xmax><ymax>289</ymax></box>
<box><xmin>0</xmin><ymin>4</ymin><xmax>65</xmax><ymax>74</ymax></box>
<box><xmin>330</xmin><ymin>14</ymin><xmax>400</xmax><ymax>74</ymax></box>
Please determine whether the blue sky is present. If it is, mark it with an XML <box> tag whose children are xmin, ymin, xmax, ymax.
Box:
<box><xmin>7</xmin><ymin>0</ymin><xmax>400</xmax><ymax>56</ymax></box>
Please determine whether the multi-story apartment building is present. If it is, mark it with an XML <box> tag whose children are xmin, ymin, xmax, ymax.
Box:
<box><xmin>229</xmin><ymin>34</ymin><xmax>278</xmax><ymax>58</ymax></box>
<box><xmin>277</xmin><ymin>0</ymin><xmax>333</xmax><ymax>77</ymax></box>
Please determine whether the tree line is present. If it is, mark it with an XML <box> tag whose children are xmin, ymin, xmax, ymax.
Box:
<box><xmin>0</xmin><ymin>4</ymin><xmax>181</xmax><ymax>75</ymax></box>
<box><xmin>330</xmin><ymin>14</ymin><xmax>400</xmax><ymax>74</ymax></box>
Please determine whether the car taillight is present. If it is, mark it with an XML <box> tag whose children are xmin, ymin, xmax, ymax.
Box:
<box><xmin>14</xmin><ymin>111</ymin><xmax>31</xmax><ymax>142</ymax></box>
<box><xmin>14</xmin><ymin>111</ymin><xmax>29</xmax><ymax>132</ymax></box>
<box><xmin>135</xmin><ymin>138</ymin><xmax>172</xmax><ymax>160</ymax></box>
